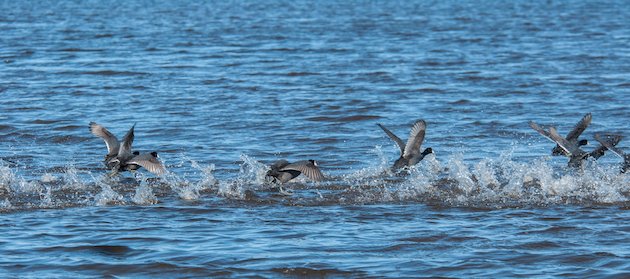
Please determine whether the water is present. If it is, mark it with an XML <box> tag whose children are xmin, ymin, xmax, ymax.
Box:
<box><xmin>1</xmin><ymin>0</ymin><xmax>630</xmax><ymax>277</ymax></box>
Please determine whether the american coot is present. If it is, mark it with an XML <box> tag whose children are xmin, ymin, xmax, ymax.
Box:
<box><xmin>377</xmin><ymin>119</ymin><xmax>433</xmax><ymax>171</ymax></box>
<box><xmin>266</xmin><ymin>159</ymin><xmax>324</xmax><ymax>183</ymax></box>
<box><xmin>528</xmin><ymin>112</ymin><xmax>591</xmax><ymax>157</ymax></box>
<box><xmin>89</xmin><ymin>122</ymin><xmax>166</xmax><ymax>175</ymax></box>
<box><xmin>595</xmin><ymin>134</ymin><xmax>630</xmax><ymax>173</ymax></box>
<box><xmin>546</xmin><ymin>127</ymin><xmax>619</xmax><ymax>168</ymax></box>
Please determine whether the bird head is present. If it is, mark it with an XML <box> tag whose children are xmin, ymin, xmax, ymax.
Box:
<box><xmin>578</xmin><ymin>139</ymin><xmax>588</xmax><ymax>146</ymax></box>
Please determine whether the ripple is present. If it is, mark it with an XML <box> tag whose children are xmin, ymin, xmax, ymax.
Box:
<box><xmin>285</xmin><ymin>71</ymin><xmax>319</xmax><ymax>77</ymax></box>
<box><xmin>270</xmin><ymin>267</ymin><xmax>363</xmax><ymax>277</ymax></box>
<box><xmin>1</xmin><ymin>1</ymin><xmax>630</xmax><ymax>277</ymax></box>
<box><xmin>399</xmin><ymin>235</ymin><xmax>445</xmax><ymax>243</ymax></box>
<box><xmin>49</xmin><ymin>135</ymin><xmax>86</xmax><ymax>144</ymax></box>
<box><xmin>305</xmin><ymin>115</ymin><xmax>382</xmax><ymax>122</ymax></box>
<box><xmin>0</xmin><ymin>125</ymin><xmax>16</xmax><ymax>132</ymax></box>
<box><xmin>450</xmin><ymin>99</ymin><xmax>472</xmax><ymax>105</ymax></box>
<box><xmin>29</xmin><ymin>119</ymin><xmax>62</xmax><ymax>125</ymax></box>
<box><xmin>80</xmin><ymin>70</ymin><xmax>148</xmax><ymax>76</ymax></box>
<box><xmin>59</xmin><ymin>48</ymin><xmax>104</xmax><ymax>52</ymax></box>
<box><xmin>39</xmin><ymin>245</ymin><xmax>134</xmax><ymax>256</ymax></box>
<box><xmin>94</xmin><ymin>34</ymin><xmax>113</xmax><ymax>39</ymax></box>
<box><xmin>515</xmin><ymin>241</ymin><xmax>562</xmax><ymax>250</ymax></box>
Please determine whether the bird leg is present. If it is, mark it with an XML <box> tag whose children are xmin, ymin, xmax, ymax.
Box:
<box><xmin>278</xmin><ymin>186</ymin><xmax>293</xmax><ymax>196</ymax></box>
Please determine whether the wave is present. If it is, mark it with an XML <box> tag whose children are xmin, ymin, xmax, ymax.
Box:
<box><xmin>1</xmin><ymin>151</ymin><xmax>629</xmax><ymax>212</ymax></box>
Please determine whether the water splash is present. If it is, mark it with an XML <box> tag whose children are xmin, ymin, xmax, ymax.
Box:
<box><xmin>1</xmin><ymin>151</ymin><xmax>629</xmax><ymax>210</ymax></box>
<box><xmin>216</xmin><ymin>154</ymin><xmax>267</xmax><ymax>200</ymax></box>
<box><xmin>132</xmin><ymin>179</ymin><xmax>157</xmax><ymax>205</ymax></box>
<box><xmin>317</xmin><ymin>150</ymin><xmax>630</xmax><ymax>207</ymax></box>
<box><xmin>94</xmin><ymin>181</ymin><xmax>123</xmax><ymax>206</ymax></box>
<box><xmin>61</xmin><ymin>166</ymin><xmax>85</xmax><ymax>190</ymax></box>
<box><xmin>164</xmin><ymin>159</ymin><xmax>218</xmax><ymax>200</ymax></box>
<box><xmin>343</xmin><ymin>145</ymin><xmax>391</xmax><ymax>180</ymax></box>
<box><xmin>0</xmin><ymin>164</ymin><xmax>16</xmax><ymax>191</ymax></box>
<box><xmin>1</xmin><ymin>163</ymin><xmax>42</xmax><ymax>194</ymax></box>
<box><xmin>40</xmin><ymin>173</ymin><xmax>57</xmax><ymax>183</ymax></box>
<box><xmin>0</xmin><ymin>198</ymin><xmax>10</xmax><ymax>210</ymax></box>
<box><xmin>239</xmin><ymin>154</ymin><xmax>269</xmax><ymax>186</ymax></box>
<box><xmin>39</xmin><ymin>185</ymin><xmax>53</xmax><ymax>207</ymax></box>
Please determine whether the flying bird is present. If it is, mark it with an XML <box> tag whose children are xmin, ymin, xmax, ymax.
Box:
<box><xmin>89</xmin><ymin>122</ymin><xmax>166</xmax><ymax>175</ymax></box>
<box><xmin>377</xmin><ymin>119</ymin><xmax>433</xmax><ymax>170</ymax></box>
<box><xmin>528</xmin><ymin>113</ymin><xmax>591</xmax><ymax>156</ymax></box>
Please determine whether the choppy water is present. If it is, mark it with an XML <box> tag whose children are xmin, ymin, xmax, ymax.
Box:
<box><xmin>1</xmin><ymin>0</ymin><xmax>630</xmax><ymax>277</ymax></box>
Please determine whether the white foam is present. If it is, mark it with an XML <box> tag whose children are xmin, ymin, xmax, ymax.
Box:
<box><xmin>39</xmin><ymin>185</ymin><xmax>53</xmax><ymax>207</ymax></box>
<box><xmin>3</xmin><ymin>149</ymin><xmax>629</xmax><ymax>209</ymax></box>
<box><xmin>214</xmin><ymin>154</ymin><xmax>274</xmax><ymax>200</ymax></box>
<box><xmin>217</xmin><ymin>180</ymin><xmax>246</xmax><ymax>199</ymax></box>
<box><xmin>164</xmin><ymin>160</ymin><xmax>218</xmax><ymax>200</ymax></box>
<box><xmin>94</xmin><ymin>182</ymin><xmax>123</xmax><ymax>206</ymax></box>
<box><xmin>190</xmin><ymin>160</ymin><xmax>218</xmax><ymax>191</ymax></box>
<box><xmin>0</xmin><ymin>198</ymin><xmax>11</xmax><ymax>209</ymax></box>
<box><xmin>0</xmin><ymin>164</ymin><xmax>14</xmax><ymax>191</ymax></box>
<box><xmin>40</xmin><ymin>173</ymin><xmax>57</xmax><ymax>183</ymax></box>
<box><xmin>1</xmin><ymin>164</ymin><xmax>42</xmax><ymax>193</ymax></box>
<box><xmin>61</xmin><ymin>166</ymin><xmax>85</xmax><ymax>190</ymax></box>
<box><xmin>132</xmin><ymin>179</ymin><xmax>157</xmax><ymax>205</ymax></box>
<box><xmin>239</xmin><ymin>154</ymin><xmax>269</xmax><ymax>186</ymax></box>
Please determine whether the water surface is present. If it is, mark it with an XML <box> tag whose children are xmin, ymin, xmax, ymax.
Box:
<box><xmin>1</xmin><ymin>0</ymin><xmax>629</xmax><ymax>277</ymax></box>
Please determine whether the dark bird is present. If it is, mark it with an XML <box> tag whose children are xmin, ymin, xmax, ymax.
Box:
<box><xmin>542</xmin><ymin>126</ymin><xmax>619</xmax><ymax>168</ymax></box>
<box><xmin>266</xmin><ymin>159</ymin><xmax>324</xmax><ymax>183</ymax></box>
<box><xmin>89</xmin><ymin>122</ymin><xmax>166</xmax><ymax>175</ymax></box>
<box><xmin>595</xmin><ymin>134</ymin><xmax>630</xmax><ymax>173</ymax></box>
<box><xmin>377</xmin><ymin>119</ymin><xmax>433</xmax><ymax>170</ymax></box>
<box><xmin>528</xmin><ymin>113</ymin><xmax>591</xmax><ymax>156</ymax></box>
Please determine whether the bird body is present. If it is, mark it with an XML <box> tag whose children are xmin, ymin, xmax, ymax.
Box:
<box><xmin>529</xmin><ymin>113</ymin><xmax>591</xmax><ymax>157</ymax></box>
<box><xmin>552</xmin><ymin>113</ymin><xmax>592</xmax><ymax>156</ymax></box>
<box><xmin>266</xmin><ymin>159</ymin><xmax>324</xmax><ymax>183</ymax></box>
<box><xmin>595</xmin><ymin>134</ymin><xmax>630</xmax><ymax>173</ymax></box>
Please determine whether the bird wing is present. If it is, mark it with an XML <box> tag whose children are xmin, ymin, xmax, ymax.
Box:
<box><xmin>594</xmin><ymin>134</ymin><xmax>625</xmax><ymax>158</ymax></box>
<box><xmin>548</xmin><ymin>127</ymin><xmax>579</xmax><ymax>156</ymax></box>
<box><xmin>377</xmin><ymin>124</ymin><xmax>405</xmax><ymax>155</ymax></box>
<box><xmin>403</xmin><ymin>120</ymin><xmax>426</xmax><ymax>159</ymax></box>
<box><xmin>269</xmin><ymin>159</ymin><xmax>290</xmax><ymax>170</ymax></box>
<box><xmin>529</xmin><ymin>121</ymin><xmax>553</xmax><ymax>140</ymax></box>
<box><xmin>89</xmin><ymin>122</ymin><xmax>120</xmax><ymax>156</ymax></box>
<box><xmin>565</xmin><ymin>113</ymin><xmax>592</xmax><ymax>141</ymax></box>
<box><xmin>118</xmin><ymin>124</ymin><xmax>135</xmax><ymax>158</ymax></box>
<box><xmin>128</xmin><ymin>153</ymin><xmax>166</xmax><ymax>175</ymax></box>
<box><xmin>281</xmin><ymin>160</ymin><xmax>324</xmax><ymax>181</ymax></box>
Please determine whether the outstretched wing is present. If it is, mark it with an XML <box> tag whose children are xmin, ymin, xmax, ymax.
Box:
<box><xmin>118</xmin><ymin>124</ymin><xmax>135</xmax><ymax>158</ymax></box>
<box><xmin>590</xmin><ymin>134</ymin><xmax>621</xmax><ymax>159</ymax></box>
<box><xmin>530</xmin><ymin>120</ymin><xmax>571</xmax><ymax>156</ymax></box>
<box><xmin>403</xmin><ymin>120</ymin><xmax>426</xmax><ymax>159</ymax></box>
<box><xmin>269</xmin><ymin>159</ymin><xmax>290</xmax><ymax>170</ymax></box>
<box><xmin>128</xmin><ymin>152</ymin><xmax>166</xmax><ymax>175</ymax></box>
<box><xmin>529</xmin><ymin>121</ymin><xmax>552</xmax><ymax>139</ymax></box>
<box><xmin>89</xmin><ymin>122</ymin><xmax>120</xmax><ymax>156</ymax></box>
<box><xmin>594</xmin><ymin>134</ymin><xmax>625</xmax><ymax>158</ymax></box>
<box><xmin>281</xmin><ymin>160</ymin><xmax>324</xmax><ymax>181</ymax></box>
<box><xmin>565</xmin><ymin>113</ymin><xmax>592</xmax><ymax>141</ymax></box>
<box><xmin>377</xmin><ymin>124</ymin><xmax>405</xmax><ymax>155</ymax></box>
<box><xmin>548</xmin><ymin>127</ymin><xmax>579</xmax><ymax>156</ymax></box>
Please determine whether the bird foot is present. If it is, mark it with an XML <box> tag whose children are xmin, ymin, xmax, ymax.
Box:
<box><xmin>278</xmin><ymin>187</ymin><xmax>293</xmax><ymax>196</ymax></box>
<box><xmin>108</xmin><ymin>170</ymin><xmax>119</xmax><ymax>177</ymax></box>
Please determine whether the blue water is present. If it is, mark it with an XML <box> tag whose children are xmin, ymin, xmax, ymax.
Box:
<box><xmin>1</xmin><ymin>0</ymin><xmax>630</xmax><ymax>277</ymax></box>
